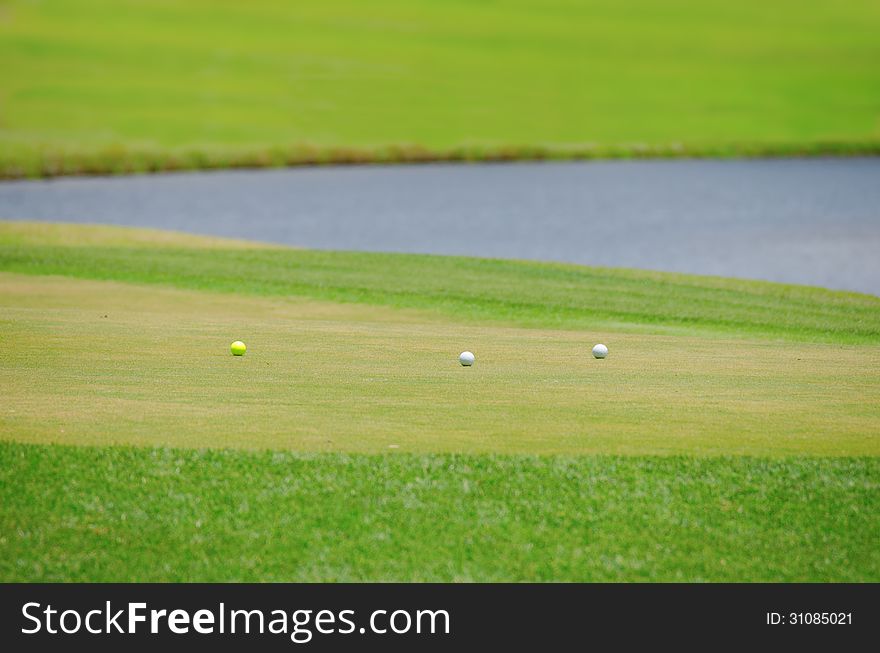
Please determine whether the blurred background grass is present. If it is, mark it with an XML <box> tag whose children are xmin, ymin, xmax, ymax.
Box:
<box><xmin>1</xmin><ymin>0</ymin><xmax>879</xmax><ymax>176</ymax></box>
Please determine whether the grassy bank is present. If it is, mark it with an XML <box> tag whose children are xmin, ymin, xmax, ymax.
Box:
<box><xmin>3</xmin><ymin>222</ymin><xmax>878</xmax><ymax>344</ymax></box>
<box><xmin>4</xmin><ymin>141</ymin><xmax>880</xmax><ymax>180</ymax></box>
<box><xmin>2</xmin><ymin>0</ymin><xmax>879</xmax><ymax>178</ymax></box>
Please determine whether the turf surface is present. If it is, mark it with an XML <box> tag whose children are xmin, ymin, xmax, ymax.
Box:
<box><xmin>2</xmin><ymin>0</ymin><xmax>879</xmax><ymax>177</ymax></box>
<box><xmin>1</xmin><ymin>222</ymin><xmax>878</xmax><ymax>580</ymax></box>
<box><xmin>2</xmin><ymin>443</ymin><xmax>877</xmax><ymax>582</ymax></box>
<box><xmin>3</xmin><ymin>221</ymin><xmax>878</xmax><ymax>344</ymax></box>
<box><xmin>2</xmin><ymin>271</ymin><xmax>879</xmax><ymax>455</ymax></box>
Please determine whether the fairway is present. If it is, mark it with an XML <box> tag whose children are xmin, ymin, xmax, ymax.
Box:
<box><xmin>1</xmin><ymin>222</ymin><xmax>879</xmax><ymax>581</ymax></box>
<box><xmin>2</xmin><ymin>0</ymin><xmax>880</xmax><ymax>177</ymax></box>
<box><xmin>2</xmin><ymin>273</ymin><xmax>879</xmax><ymax>455</ymax></box>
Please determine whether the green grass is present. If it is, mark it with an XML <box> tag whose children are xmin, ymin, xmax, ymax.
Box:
<box><xmin>4</xmin><ymin>271</ymin><xmax>879</xmax><ymax>456</ymax></box>
<box><xmin>3</xmin><ymin>222</ymin><xmax>878</xmax><ymax>344</ymax></box>
<box><xmin>1</xmin><ymin>222</ymin><xmax>878</xmax><ymax>580</ymax></box>
<box><xmin>2</xmin><ymin>443</ymin><xmax>877</xmax><ymax>582</ymax></box>
<box><xmin>2</xmin><ymin>0</ymin><xmax>879</xmax><ymax>177</ymax></box>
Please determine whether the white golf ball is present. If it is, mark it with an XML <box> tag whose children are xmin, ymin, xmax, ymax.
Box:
<box><xmin>459</xmin><ymin>351</ymin><xmax>475</xmax><ymax>366</ymax></box>
<box><xmin>592</xmin><ymin>343</ymin><xmax>608</xmax><ymax>359</ymax></box>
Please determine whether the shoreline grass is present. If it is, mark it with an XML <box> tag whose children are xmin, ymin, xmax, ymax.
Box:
<box><xmin>3</xmin><ymin>140</ymin><xmax>880</xmax><ymax>180</ymax></box>
<box><xmin>2</xmin><ymin>222</ymin><xmax>878</xmax><ymax>344</ymax></box>
<box><xmin>3</xmin><ymin>0</ymin><xmax>879</xmax><ymax>180</ymax></box>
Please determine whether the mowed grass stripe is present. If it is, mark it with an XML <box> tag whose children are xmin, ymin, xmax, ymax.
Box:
<box><xmin>2</xmin><ymin>222</ymin><xmax>878</xmax><ymax>343</ymax></box>
<box><xmin>1</xmin><ymin>442</ymin><xmax>877</xmax><ymax>582</ymax></box>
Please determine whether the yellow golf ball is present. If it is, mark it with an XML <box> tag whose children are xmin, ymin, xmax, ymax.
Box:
<box><xmin>230</xmin><ymin>341</ymin><xmax>247</xmax><ymax>356</ymax></box>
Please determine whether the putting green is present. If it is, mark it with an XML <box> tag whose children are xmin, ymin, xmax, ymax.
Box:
<box><xmin>1</xmin><ymin>223</ymin><xmax>878</xmax><ymax>455</ymax></box>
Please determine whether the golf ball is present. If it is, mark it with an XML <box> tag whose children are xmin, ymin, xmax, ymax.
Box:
<box><xmin>592</xmin><ymin>343</ymin><xmax>608</xmax><ymax>359</ymax></box>
<box><xmin>230</xmin><ymin>341</ymin><xmax>247</xmax><ymax>356</ymax></box>
<box><xmin>459</xmin><ymin>351</ymin><xmax>475</xmax><ymax>366</ymax></box>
